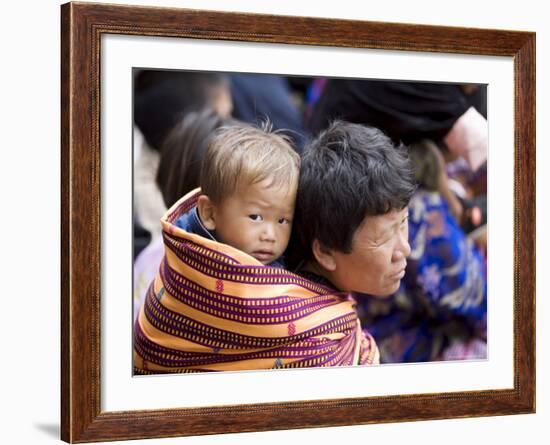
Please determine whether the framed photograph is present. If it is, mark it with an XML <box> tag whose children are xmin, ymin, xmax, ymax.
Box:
<box><xmin>61</xmin><ymin>1</ymin><xmax>535</xmax><ymax>442</ymax></box>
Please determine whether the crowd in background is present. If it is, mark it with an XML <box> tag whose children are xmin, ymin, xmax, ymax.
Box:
<box><xmin>133</xmin><ymin>69</ymin><xmax>488</xmax><ymax>364</ymax></box>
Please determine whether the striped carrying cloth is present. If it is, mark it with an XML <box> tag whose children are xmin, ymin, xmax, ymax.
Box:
<box><xmin>133</xmin><ymin>190</ymin><xmax>379</xmax><ymax>374</ymax></box>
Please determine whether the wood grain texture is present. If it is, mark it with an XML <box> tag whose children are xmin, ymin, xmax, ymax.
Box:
<box><xmin>60</xmin><ymin>1</ymin><xmax>536</xmax><ymax>442</ymax></box>
<box><xmin>60</xmin><ymin>4</ymin><xmax>71</xmax><ymax>441</ymax></box>
<box><xmin>513</xmin><ymin>34</ymin><xmax>536</xmax><ymax>411</ymax></box>
<box><xmin>61</xmin><ymin>2</ymin><xmax>102</xmax><ymax>442</ymax></box>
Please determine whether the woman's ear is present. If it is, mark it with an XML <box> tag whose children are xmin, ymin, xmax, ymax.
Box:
<box><xmin>312</xmin><ymin>239</ymin><xmax>337</xmax><ymax>272</ymax></box>
<box><xmin>197</xmin><ymin>195</ymin><xmax>217</xmax><ymax>231</ymax></box>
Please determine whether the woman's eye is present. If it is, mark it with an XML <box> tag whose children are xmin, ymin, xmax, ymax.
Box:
<box><xmin>278</xmin><ymin>218</ymin><xmax>290</xmax><ymax>225</ymax></box>
<box><xmin>248</xmin><ymin>214</ymin><xmax>262</xmax><ymax>221</ymax></box>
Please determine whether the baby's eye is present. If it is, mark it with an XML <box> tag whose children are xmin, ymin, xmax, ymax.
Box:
<box><xmin>278</xmin><ymin>218</ymin><xmax>291</xmax><ymax>225</ymax></box>
<box><xmin>248</xmin><ymin>214</ymin><xmax>263</xmax><ymax>221</ymax></box>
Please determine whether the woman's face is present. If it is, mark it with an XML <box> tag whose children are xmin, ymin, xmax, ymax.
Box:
<box><xmin>324</xmin><ymin>208</ymin><xmax>411</xmax><ymax>297</ymax></box>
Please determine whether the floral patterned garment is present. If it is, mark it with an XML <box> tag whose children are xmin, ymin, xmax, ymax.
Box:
<box><xmin>357</xmin><ymin>190</ymin><xmax>487</xmax><ymax>363</ymax></box>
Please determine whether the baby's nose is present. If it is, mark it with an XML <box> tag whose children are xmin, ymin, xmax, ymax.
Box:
<box><xmin>260</xmin><ymin>224</ymin><xmax>276</xmax><ymax>241</ymax></box>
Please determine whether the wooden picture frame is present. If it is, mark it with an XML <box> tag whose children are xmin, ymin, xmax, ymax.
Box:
<box><xmin>61</xmin><ymin>1</ymin><xmax>535</xmax><ymax>442</ymax></box>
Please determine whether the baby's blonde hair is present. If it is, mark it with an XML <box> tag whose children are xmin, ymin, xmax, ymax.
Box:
<box><xmin>200</xmin><ymin>122</ymin><xmax>300</xmax><ymax>203</ymax></box>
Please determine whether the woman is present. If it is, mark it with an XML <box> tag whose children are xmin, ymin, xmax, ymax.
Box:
<box><xmin>133</xmin><ymin>121</ymin><xmax>405</xmax><ymax>373</ymax></box>
<box><xmin>289</xmin><ymin>121</ymin><xmax>416</xmax><ymax>299</ymax></box>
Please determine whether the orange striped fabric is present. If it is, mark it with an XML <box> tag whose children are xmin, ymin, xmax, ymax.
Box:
<box><xmin>133</xmin><ymin>189</ymin><xmax>379</xmax><ymax>374</ymax></box>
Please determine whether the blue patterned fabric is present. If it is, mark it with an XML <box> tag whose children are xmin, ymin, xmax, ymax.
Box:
<box><xmin>357</xmin><ymin>191</ymin><xmax>487</xmax><ymax>363</ymax></box>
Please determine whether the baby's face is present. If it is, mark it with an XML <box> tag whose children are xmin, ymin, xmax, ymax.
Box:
<box><xmin>212</xmin><ymin>178</ymin><xmax>297</xmax><ymax>264</ymax></box>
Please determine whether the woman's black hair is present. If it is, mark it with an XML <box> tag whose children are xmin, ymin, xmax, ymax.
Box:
<box><xmin>289</xmin><ymin>121</ymin><xmax>416</xmax><ymax>266</ymax></box>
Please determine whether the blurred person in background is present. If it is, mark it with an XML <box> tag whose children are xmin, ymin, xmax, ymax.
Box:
<box><xmin>133</xmin><ymin>109</ymin><xmax>232</xmax><ymax>320</ymax></box>
<box><xmin>133</xmin><ymin>70</ymin><xmax>232</xmax><ymax>257</ymax></box>
<box><xmin>307</xmin><ymin>79</ymin><xmax>487</xmax><ymax>171</ymax></box>
<box><xmin>229</xmin><ymin>73</ymin><xmax>308</xmax><ymax>151</ymax></box>
<box><xmin>307</xmin><ymin>78</ymin><xmax>488</xmax><ymax>242</ymax></box>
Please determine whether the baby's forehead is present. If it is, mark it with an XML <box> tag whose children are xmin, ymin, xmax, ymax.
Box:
<box><xmin>239</xmin><ymin>175</ymin><xmax>296</xmax><ymax>193</ymax></box>
<box><xmin>233</xmin><ymin>178</ymin><xmax>296</xmax><ymax>209</ymax></box>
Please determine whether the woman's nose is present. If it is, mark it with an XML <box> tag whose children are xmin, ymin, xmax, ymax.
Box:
<box><xmin>393</xmin><ymin>230</ymin><xmax>411</xmax><ymax>261</ymax></box>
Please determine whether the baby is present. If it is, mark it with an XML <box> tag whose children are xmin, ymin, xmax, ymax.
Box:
<box><xmin>175</xmin><ymin>123</ymin><xmax>300</xmax><ymax>267</ymax></box>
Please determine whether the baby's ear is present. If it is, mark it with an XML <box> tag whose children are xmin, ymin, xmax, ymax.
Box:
<box><xmin>312</xmin><ymin>239</ymin><xmax>337</xmax><ymax>272</ymax></box>
<box><xmin>197</xmin><ymin>195</ymin><xmax>217</xmax><ymax>231</ymax></box>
